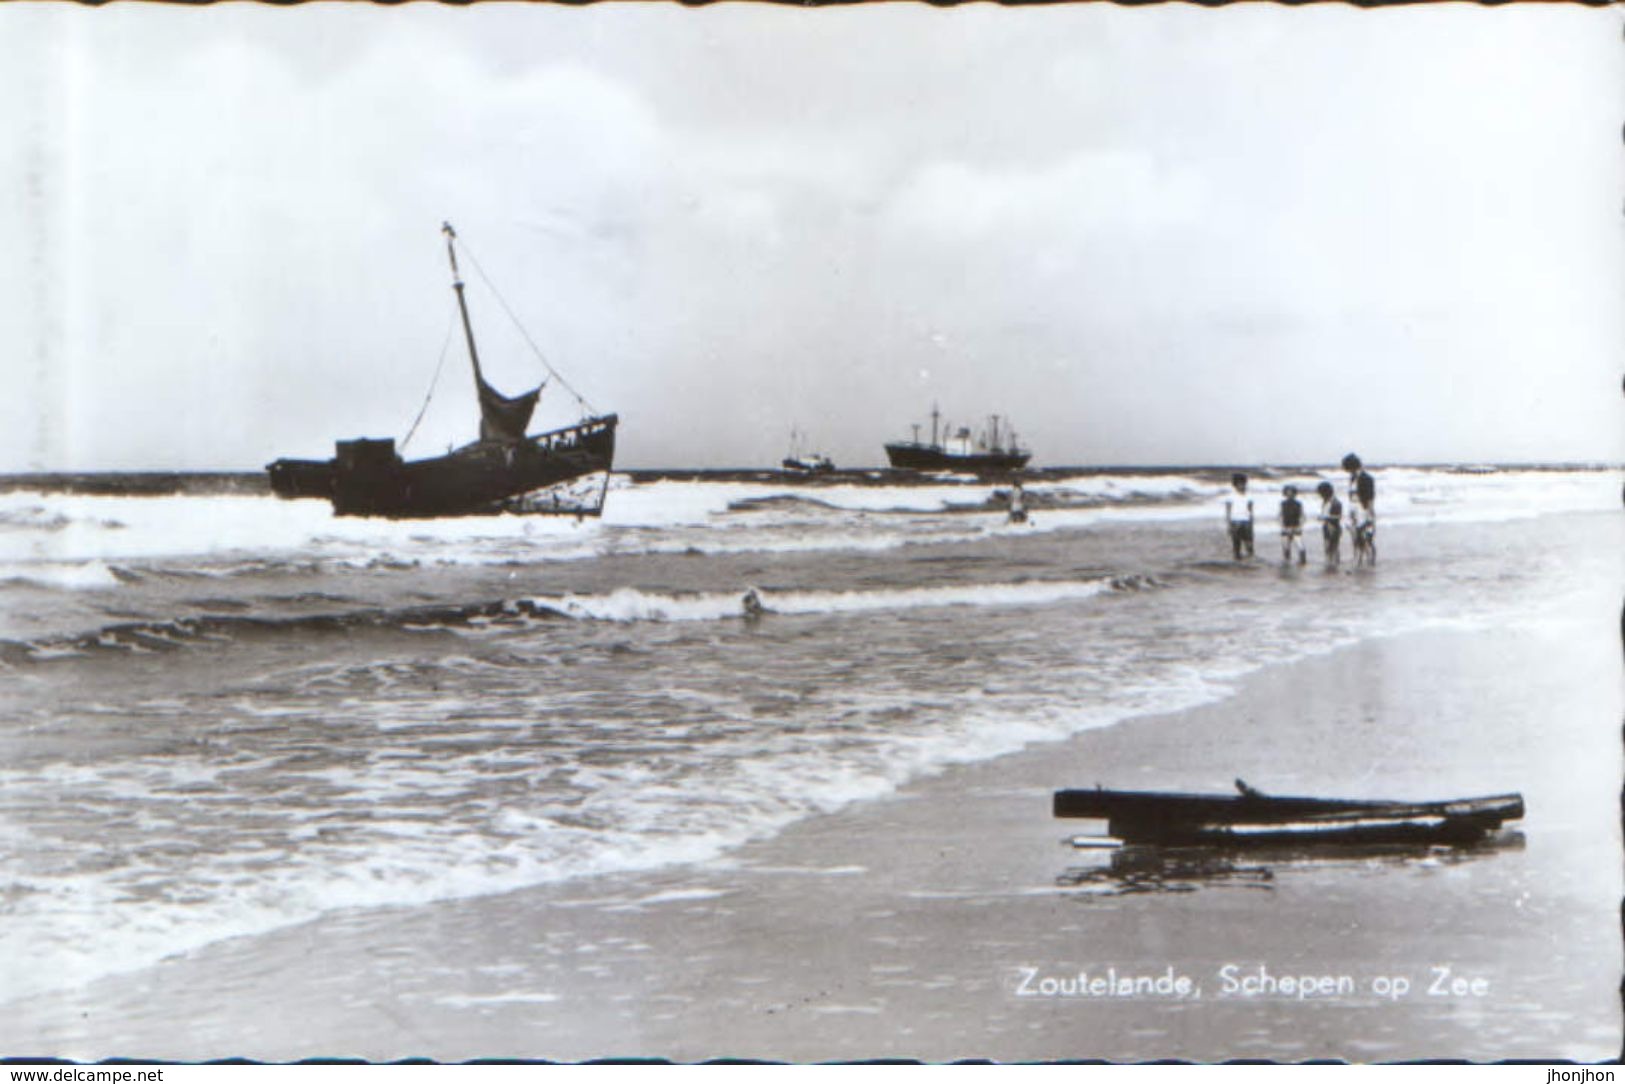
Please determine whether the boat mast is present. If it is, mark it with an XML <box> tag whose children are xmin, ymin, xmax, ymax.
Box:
<box><xmin>442</xmin><ymin>222</ymin><xmax>487</xmax><ymax>393</ymax></box>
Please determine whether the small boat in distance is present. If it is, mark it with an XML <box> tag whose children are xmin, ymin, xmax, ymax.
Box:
<box><xmin>782</xmin><ymin>428</ymin><xmax>835</xmax><ymax>474</ymax></box>
<box><xmin>885</xmin><ymin>404</ymin><xmax>1029</xmax><ymax>474</ymax></box>
<box><xmin>1053</xmin><ymin>781</ymin><xmax>1523</xmax><ymax>847</ymax></box>
<box><xmin>267</xmin><ymin>223</ymin><xmax>617</xmax><ymax>518</ymax></box>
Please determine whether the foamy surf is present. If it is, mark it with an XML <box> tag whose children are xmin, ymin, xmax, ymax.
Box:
<box><xmin>0</xmin><ymin>468</ymin><xmax>1613</xmax><ymax>589</ymax></box>
<box><xmin>532</xmin><ymin>576</ymin><xmax>1130</xmax><ymax>624</ymax></box>
<box><xmin>0</xmin><ymin>673</ymin><xmax>1229</xmax><ymax>1004</ymax></box>
<box><xmin>0</xmin><ymin>560</ymin><xmax>126</xmax><ymax>590</ymax></box>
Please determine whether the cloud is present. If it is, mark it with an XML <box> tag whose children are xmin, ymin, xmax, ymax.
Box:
<box><xmin>888</xmin><ymin>149</ymin><xmax>1205</xmax><ymax>242</ymax></box>
<box><xmin>0</xmin><ymin>4</ymin><xmax>1618</xmax><ymax>471</ymax></box>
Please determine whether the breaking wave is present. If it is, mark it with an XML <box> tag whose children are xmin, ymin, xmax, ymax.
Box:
<box><xmin>3</xmin><ymin>574</ymin><xmax>1161</xmax><ymax>663</ymax></box>
<box><xmin>531</xmin><ymin>576</ymin><xmax>1145</xmax><ymax>623</ymax></box>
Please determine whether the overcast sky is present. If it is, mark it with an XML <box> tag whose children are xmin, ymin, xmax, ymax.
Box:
<box><xmin>3</xmin><ymin>4</ymin><xmax>1620</xmax><ymax>471</ymax></box>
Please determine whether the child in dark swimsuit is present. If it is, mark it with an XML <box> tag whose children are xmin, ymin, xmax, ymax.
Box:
<box><xmin>1279</xmin><ymin>485</ymin><xmax>1306</xmax><ymax>566</ymax></box>
<box><xmin>1316</xmin><ymin>481</ymin><xmax>1342</xmax><ymax>568</ymax></box>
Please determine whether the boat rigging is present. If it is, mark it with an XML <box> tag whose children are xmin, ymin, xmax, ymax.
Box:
<box><xmin>267</xmin><ymin>223</ymin><xmax>618</xmax><ymax>518</ymax></box>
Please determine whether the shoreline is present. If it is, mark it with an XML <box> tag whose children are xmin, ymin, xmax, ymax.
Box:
<box><xmin>0</xmin><ymin>462</ymin><xmax>1614</xmax><ymax>498</ymax></box>
<box><xmin>4</xmin><ymin>617</ymin><xmax>1618</xmax><ymax>1062</ymax></box>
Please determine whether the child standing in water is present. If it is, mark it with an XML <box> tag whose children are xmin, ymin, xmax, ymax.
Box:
<box><xmin>1350</xmin><ymin>490</ymin><xmax>1377</xmax><ymax>566</ymax></box>
<box><xmin>1316</xmin><ymin>481</ymin><xmax>1343</xmax><ymax>568</ymax></box>
<box><xmin>1340</xmin><ymin>453</ymin><xmax>1377</xmax><ymax>567</ymax></box>
<box><xmin>1224</xmin><ymin>473</ymin><xmax>1254</xmax><ymax>560</ymax></box>
<box><xmin>1279</xmin><ymin>485</ymin><xmax>1306</xmax><ymax>566</ymax></box>
<box><xmin>1007</xmin><ymin>482</ymin><xmax>1028</xmax><ymax>525</ymax></box>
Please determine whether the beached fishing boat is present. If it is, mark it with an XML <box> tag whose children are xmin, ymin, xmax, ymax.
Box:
<box><xmin>1053</xmin><ymin>781</ymin><xmax>1523</xmax><ymax>847</ymax></box>
<box><xmin>884</xmin><ymin>404</ymin><xmax>1029</xmax><ymax>474</ymax></box>
<box><xmin>266</xmin><ymin>223</ymin><xmax>617</xmax><ymax>518</ymax></box>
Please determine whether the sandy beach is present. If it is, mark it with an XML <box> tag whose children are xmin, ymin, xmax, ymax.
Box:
<box><xmin>7</xmin><ymin>609</ymin><xmax>1618</xmax><ymax>1063</ymax></box>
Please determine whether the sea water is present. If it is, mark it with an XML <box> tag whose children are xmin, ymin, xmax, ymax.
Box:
<box><xmin>0</xmin><ymin>465</ymin><xmax>1617</xmax><ymax>1004</ymax></box>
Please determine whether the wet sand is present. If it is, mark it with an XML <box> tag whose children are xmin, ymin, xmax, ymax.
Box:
<box><xmin>5</xmin><ymin>618</ymin><xmax>1619</xmax><ymax>1062</ymax></box>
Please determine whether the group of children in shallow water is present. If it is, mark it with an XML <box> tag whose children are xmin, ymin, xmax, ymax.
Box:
<box><xmin>1224</xmin><ymin>452</ymin><xmax>1378</xmax><ymax>568</ymax></box>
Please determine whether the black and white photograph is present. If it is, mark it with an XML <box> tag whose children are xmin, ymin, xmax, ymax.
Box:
<box><xmin>1</xmin><ymin>2</ymin><xmax>1620</xmax><ymax>1063</ymax></box>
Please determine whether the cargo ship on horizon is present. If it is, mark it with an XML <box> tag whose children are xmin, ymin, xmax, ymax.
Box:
<box><xmin>884</xmin><ymin>404</ymin><xmax>1030</xmax><ymax>474</ymax></box>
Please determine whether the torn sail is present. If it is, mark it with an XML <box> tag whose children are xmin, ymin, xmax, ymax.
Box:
<box><xmin>477</xmin><ymin>377</ymin><xmax>541</xmax><ymax>444</ymax></box>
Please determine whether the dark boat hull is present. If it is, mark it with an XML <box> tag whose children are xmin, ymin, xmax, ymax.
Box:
<box><xmin>883</xmin><ymin>442</ymin><xmax>1030</xmax><ymax>473</ymax></box>
<box><xmin>266</xmin><ymin>458</ymin><xmax>337</xmax><ymax>500</ymax></box>
<box><xmin>782</xmin><ymin>457</ymin><xmax>835</xmax><ymax>473</ymax></box>
<box><xmin>1053</xmin><ymin>787</ymin><xmax>1524</xmax><ymax>847</ymax></box>
<box><xmin>268</xmin><ymin>414</ymin><xmax>617</xmax><ymax>518</ymax></box>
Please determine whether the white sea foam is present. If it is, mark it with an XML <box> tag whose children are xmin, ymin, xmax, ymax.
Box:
<box><xmin>0</xmin><ymin>491</ymin><xmax>605</xmax><ymax>573</ymax></box>
<box><xmin>0</xmin><ymin>660</ymin><xmax>1231</xmax><ymax>1005</ymax></box>
<box><xmin>0</xmin><ymin>559</ymin><xmax>123</xmax><ymax>590</ymax></box>
<box><xmin>1365</xmin><ymin>468</ymin><xmax>1620</xmax><ymax>525</ymax></box>
<box><xmin>0</xmin><ymin>468</ymin><xmax>1611</xmax><ymax>580</ymax></box>
<box><xmin>530</xmin><ymin>577</ymin><xmax>1116</xmax><ymax>624</ymax></box>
